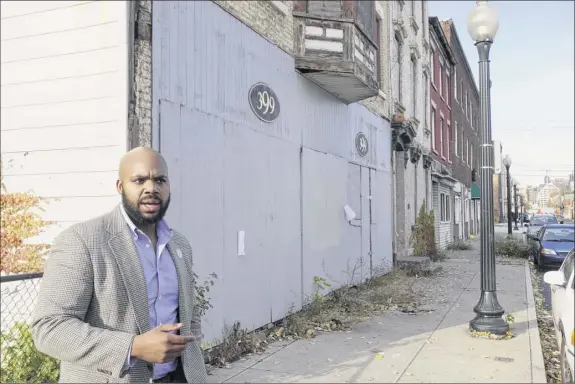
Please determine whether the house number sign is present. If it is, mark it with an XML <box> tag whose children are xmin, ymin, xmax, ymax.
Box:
<box><xmin>356</xmin><ymin>132</ymin><xmax>369</xmax><ymax>157</ymax></box>
<box><xmin>249</xmin><ymin>82</ymin><xmax>280</xmax><ymax>123</ymax></box>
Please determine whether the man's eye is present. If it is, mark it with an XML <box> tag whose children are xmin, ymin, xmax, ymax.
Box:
<box><xmin>133</xmin><ymin>179</ymin><xmax>144</xmax><ymax>184</ymax></box>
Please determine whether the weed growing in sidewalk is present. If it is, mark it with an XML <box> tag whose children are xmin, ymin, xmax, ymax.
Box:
<box><xmin>410</xmin><ymin>204</ymin><xmax>441</xmax><ymax>261</ymax></box>
<box><xmin>203</xmin><ymin>260</ymin><xmax>439</xmax><ymax>368</ymax></box>
<box><xmin>447</xmin><ymin>239</ymin><xmax>472</xmax><ymax>251</ymax></box>
<box><xmin>494</xmin><ymin>236</ymin><xmax>536</xmax><ymax>259</ymax></box>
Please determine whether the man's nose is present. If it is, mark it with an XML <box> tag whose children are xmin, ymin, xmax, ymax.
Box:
<box><xmin>143</xmin><ymin>180</ymin><xmax>160</xmax><ymax>193</ymax></box>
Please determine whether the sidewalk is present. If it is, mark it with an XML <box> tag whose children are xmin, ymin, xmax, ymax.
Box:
<box><xmin>207</xmin><ymin>239</ymin><xmax>546</xmax><ymax>383</ymax></box>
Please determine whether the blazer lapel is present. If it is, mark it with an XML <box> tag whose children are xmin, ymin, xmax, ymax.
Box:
<box><xmin>107</xmin><ymin>206</ymin><xmax>150</xmax><ymax>334</ymax></box>
<box><xmin>166</xmin><ymin>240</ymin><xmax>189</xmax><ymax>330</ymax></box>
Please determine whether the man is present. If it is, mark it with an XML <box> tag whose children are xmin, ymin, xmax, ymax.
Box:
<box><xmin>32</xmin><ymin>147</ymin><xmax>208</xmax><ymax>383</ymax></box>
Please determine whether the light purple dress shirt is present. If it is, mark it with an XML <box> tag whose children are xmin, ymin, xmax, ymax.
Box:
<box><xmin>120</xmin><ymin>206</ymin><xmax>180</xmax><ymax>380</ymax></box>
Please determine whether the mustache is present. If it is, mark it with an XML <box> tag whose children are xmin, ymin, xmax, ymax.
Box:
<box><xmin>139</xmin><ymin>195</ymin><xmax>162</xmax><ymax>204</ymax></box>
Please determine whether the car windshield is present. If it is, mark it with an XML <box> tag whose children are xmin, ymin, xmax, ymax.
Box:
<box><xmin>542</xmin><ymin>227</ymin><xmax>575</xmax><ymax>242</ymax></box>
<box><xmin>532</xmin><ymin>216</ymin><xmax>558</xmax><ymax>226</ymax></box>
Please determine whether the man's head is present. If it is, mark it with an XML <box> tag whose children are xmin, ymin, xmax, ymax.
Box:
<box><xmin>116</xmin><ymin>147</ymin><xmax>171</xmax><ymax>226</ymax></box>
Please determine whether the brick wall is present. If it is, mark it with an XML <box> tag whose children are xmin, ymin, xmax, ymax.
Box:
<box><xmin>129</xmin><ymin>0</ymin><xmax>153</xmax><ymax>148</ymax></box>
<box><xmin>214</xmin><ymin>0</ymin><xmax>294</xmax><ymax>55</ymax></box>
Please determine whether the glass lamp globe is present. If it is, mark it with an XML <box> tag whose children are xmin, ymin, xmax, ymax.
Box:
<box><xmin>502</xmin><ymin>155</ymin><xmax>512</xmax><ymax>168</ymax></box>
<box><xmin>467</xmin><ymin>1</ymin><xmax>499</xmax><ymax>42</ymax></box>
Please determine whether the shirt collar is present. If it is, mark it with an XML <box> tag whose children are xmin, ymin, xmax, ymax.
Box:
<box><xmin>119</xmin><ymin>204</ymin><xmax>172</xmax><ymax>239</ymax></box>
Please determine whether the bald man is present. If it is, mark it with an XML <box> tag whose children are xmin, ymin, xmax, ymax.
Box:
<box><xmin>32</xmin><ymin>147</ymin><xmax>208</xmax><ymax>383</ymax></box>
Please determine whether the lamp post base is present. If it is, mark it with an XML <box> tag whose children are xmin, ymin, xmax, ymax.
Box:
<box><xmin>469</xmin><ymin>291</ymin><xmax>509</xmax><ymax>335</ymax></box>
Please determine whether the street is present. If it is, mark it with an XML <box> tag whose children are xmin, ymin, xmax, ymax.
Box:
<box><xmin>535</xmin><ymin>270</ymin><xmax>552</xmax><ymax>310</ymax></box>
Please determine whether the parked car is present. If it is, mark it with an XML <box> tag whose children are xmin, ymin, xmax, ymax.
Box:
<box><xmin>532</xmin><ymin>224</ymin><xmax>575</xmax><ymax>271</ymax></box>
<box><xmin>527</xmin><ymin>214</ymin><xmax>559</xmax><ymax>238</ymax></box>
<box><xmin>543</xmin><ymin>249</ymin><xmax>574</xmax><ymax>383</ymax></box>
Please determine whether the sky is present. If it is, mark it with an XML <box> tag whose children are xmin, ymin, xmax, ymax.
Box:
<box><xmin>428</xmin><ymin>0</ymin><xmax>575</xmax><ymax>187</ymax></box>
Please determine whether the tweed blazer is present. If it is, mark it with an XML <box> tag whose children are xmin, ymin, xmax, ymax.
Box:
<box><xmin>31</xmin><ymin>206</ymin><xmax>208</xmax><ymax>383</ymax></box>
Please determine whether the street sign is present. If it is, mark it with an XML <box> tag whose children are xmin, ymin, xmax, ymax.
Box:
<box><xmin>355</xmin><ymin>132</ymin><xmax>369</xmax><ymax>157</ymax></box>
<box><xmin>248</xmin><ymin>83</ymin><xmax>280</xmax><ymax>123</ymax></box>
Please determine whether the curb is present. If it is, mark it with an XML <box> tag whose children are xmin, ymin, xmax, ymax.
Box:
<box><xmin>524</xmin><ymin>261</ymin><xmax>547</xmax><ymax>384</ymax></box>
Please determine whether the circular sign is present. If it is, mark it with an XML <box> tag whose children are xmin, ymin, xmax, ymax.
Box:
<box><xmin>355</xmin><ymin>132</ymin><xmax>369</xmax><ymax>157</ymax></box>
<box><xmin>248</xmin><ymin>82</ymin><xmax>280</xmax><ymax>123</ymax></box>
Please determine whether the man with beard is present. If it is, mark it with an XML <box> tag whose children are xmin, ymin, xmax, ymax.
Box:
<box><xmin>32</xmin><ymin>147</ymin><xmax>208</xmax><ymax>383</ymax></box>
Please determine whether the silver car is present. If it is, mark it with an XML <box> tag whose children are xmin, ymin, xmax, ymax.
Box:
<box><xmin>527</xmin><ymin>214</ymin><xmax>559</xmax><ymax>238</ymax></box>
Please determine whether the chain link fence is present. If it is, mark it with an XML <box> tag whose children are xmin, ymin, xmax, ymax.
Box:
<box><xmin>1</xmin><ymin>273</ymin><xmax>60</xmax><ymax>383</ymax></box>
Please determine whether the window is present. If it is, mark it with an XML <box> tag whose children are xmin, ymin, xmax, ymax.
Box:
<box><xmin>440</xmin><ymin>193</ymin><xmax>451</xmax><ymax>222</ymax></box>
<box><xmin>470</xmin><ymin>144</ymin><xmax>473</xmax><ymax>169</ymax></box>
<box><xmin>439</xmin><ymin>65</ymin><xmax>443</xmax><ymax>96</ymax></box>
<box><xmin>464</xmin><ymin>91</ymin><xmax>468</xmax><ymax>117</ymax></box>
<box><xmin>439</xmin><ymin>117</ymin><xmax>444</xmax><ymax>157</ymax></box>
<box><xmin>393</xmin><ymin>34</ymin><xmax>402</xmax><ymax>102</ymax></box>
<box><xmin>431</xmin><ymin>48</ymin><xmax>436</xmax><ymax>85</ymax></box>
<box><xmin>455</xmin><ymin>196</ymin><xmax>461</xmax><ymax>224</ymax></box>
<box><xmin>446</xmin><ymin>70</ymin><xmax>451</xmax><ymax>106</ymax></box>
<box><xmin>561</xmin><ymin>250</ymin><xmax>574</xmax><ymax>284</ymax></box>
<box><xmin>454</xmin><ymin>121</ymin><xmax>459</xmax><ymax>156</ymax></box>
<box><xmin>447</xmin><ymin>122</ymin><xmax>451</xmax><ymax>161</ymax></box>
<box><xmin>376</xmin><ymin>16</ymin><xmax>382</xmax><ymax>87</ymax></box>
<box><xmin>470</xmin><ymin>107</ymin><xmax>473</xmax><ymax>128</ymax></box>
<box><xmin>467</xmin><ymin>138</ymin><xmax>470</xmax><ymax>165</ymax></box>
<box><xmin>431</xmin><ymin>107</ymin><xmax>436</xmax><ymax>150</ymax></box>
<box><xmin>465</xmin><ymin>137</ymin><xmax>469</xmax><ymax>164</ymax></box>
<box><xmin>460</xmin><ymin>79</ymin><xmax>463</xmax><ymax>101</ymax></box>
<box><xmin>411</xmin><ymin>55</ymin><xmax>417</xmax><ymax>117</ymax></box>
<box><xmin>454</xmin><ymin>67</ymin><xmax>458</xmax><ymax>100</ymax></box>
<box><xmin>421</xmin><ymin>1</ymin><xmax>426</xmax><ymax>38</ymax></box>
<box><xmin>424</xmin><ymin>72</ymin><xmax>429</xmax><ymax>127</ymax></box>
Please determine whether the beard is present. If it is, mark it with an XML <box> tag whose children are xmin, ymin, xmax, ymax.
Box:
<box><xmin>121</xmin><ymin>192</ymin><xmax>171</xmax><ymax>226</ymax></box>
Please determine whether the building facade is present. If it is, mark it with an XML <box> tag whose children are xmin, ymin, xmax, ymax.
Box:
<box><xmin>1</xmin><ymin>0</ymin><xmax>396</xmax><ymax>344</ymax></box>
<box><xmin>428</xmin><ymin>16</ymin><xmax>456</xmax><ymax>249</ymax></box>
<box><xmin>440</xmin><ymin>19</ymin><xmax>480</xmax><ymax>239</ymax></box>
<box><xmin>388</xmin><ymin>0</ymin><xmax>432</xmax><ymax>258</ymax></box>
<box><xmin>150</xmin><ymin>0</ymin><xmax>396</xmax><ymax>342</ymax></box>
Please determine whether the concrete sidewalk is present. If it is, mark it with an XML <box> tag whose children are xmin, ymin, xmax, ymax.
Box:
<box><xmin>207</xmin><ymin>240</ymin><xmax>546</xmax><ymax>383</ymax></box>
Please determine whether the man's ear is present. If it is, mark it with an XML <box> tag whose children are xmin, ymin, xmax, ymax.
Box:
<box><xmin>116</xmin><ymin>180</ymin><xmax>123</xmax><ymax>194</ymax></box>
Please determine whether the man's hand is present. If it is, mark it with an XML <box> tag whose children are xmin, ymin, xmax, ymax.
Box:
<box><xmin>131</xmin><ymin>323</ymin><xmax>195</xmax><ymax>363</ymax></box>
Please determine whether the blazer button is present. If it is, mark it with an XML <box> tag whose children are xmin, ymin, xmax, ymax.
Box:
<box><xmin>147</xmin><ymin>363</ymin><xmax>153</xmax><ymax>371</ymax></box>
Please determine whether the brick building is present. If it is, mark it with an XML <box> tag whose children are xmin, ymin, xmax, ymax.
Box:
<box><xmin>428</xmin><ymin>16</ymin><xmax>456</xmax><ymax>249</ymax></box>
<box><xmin>440</xmin><ymin>19</ymin><xmax>481</xmax><ymax>239</ymax></box>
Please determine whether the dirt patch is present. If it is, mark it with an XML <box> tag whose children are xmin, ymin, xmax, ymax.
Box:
<box><xmin>530</xmin><ymin>263</ymin><xmax>562</xmax><ymax>383</ymax></box>
<box><xmin>204</xmin><ymin>263</ymin><xmax>437</xmax><ymax>368</ymax></box>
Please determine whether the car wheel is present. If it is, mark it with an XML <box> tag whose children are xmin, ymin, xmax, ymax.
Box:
<box><xmin>561</xmin><ymin>335</ymin><xmax>574</xmax><ymax>384</ymax></box>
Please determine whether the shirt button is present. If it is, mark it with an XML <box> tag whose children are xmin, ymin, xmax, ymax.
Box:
<box><xmin>145</xmin><ymin>244</ymin><xmax>150</xmax><ymax>248</ymax></box>
<box><xmin>159</xmin><ymin>295</ymin><xmax>163</xmax><ymax>299</ymax></box>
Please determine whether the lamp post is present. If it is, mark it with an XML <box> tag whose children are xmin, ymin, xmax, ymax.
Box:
<box><xmin>503</xmin><ymin>155</ymin><xmax>512</xmax><ymax>235</ymax></box>
<box><xmin>467</xmin><ymin>1</ymin><xmax>509</xmax><ymax>336</ymax></box>
<box><xmin>513</xmin><ymin>183</ymin><xmax>519</xmax><ymax>230</ymax></box>
<box><xmin>520</xmin><ymin>196</ymin><xmax>524</xmax><ymax>226</ymax></box>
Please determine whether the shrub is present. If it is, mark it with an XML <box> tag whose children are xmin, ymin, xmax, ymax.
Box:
<box><xmin>410</xmin><ymin>203</ymin><xmax>439</xmax><ymax>261</ymax></box>
<box><xmin>447</xmin><ymin>238</ymin><xmax>472</xmax><ymax>251</ymax></box>
<box><xmin>0</xmin><ymin>159</ymin><xmax>50</xmax><ymax>273</ymax></box>
<box><xmin>495</xmin><ymin>236</ymin><xmax>536</xmax><ymax>259</ymax></box>
<box><xmin>0</xmin><ymin>322</ymin><xmax>60</xmax><ymax>383</ymax></box>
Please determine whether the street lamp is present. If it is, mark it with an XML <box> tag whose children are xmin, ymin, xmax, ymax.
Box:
<box><xmin>513</xmin><ymin>183</ymin><xmax>519</xmax><ymax>230</ymax></box>
<box><xmin>520</xmin><ymin>196</ymin><xmax>524</xmax><ymax>226</ymax></box>
<box><xmin>467</xmin><ymin>1</ymin><xmax>509</xmax><ymax>336</ymax></box>
<box><xmin>503</xmin><ymin>155</ymin><xmax>512</xmax><ymax>235</ymax></box>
